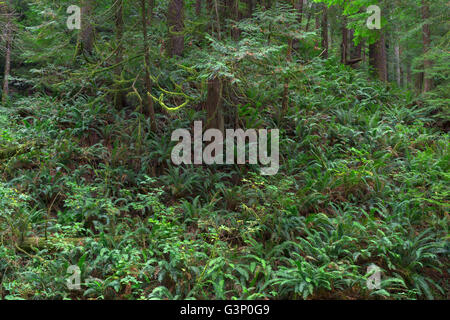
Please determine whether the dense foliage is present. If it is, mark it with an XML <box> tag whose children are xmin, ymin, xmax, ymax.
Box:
<box><xmin>0</xmin><ymin>0</ymin><xmax>448</xmax><ymax>300</ymax></box>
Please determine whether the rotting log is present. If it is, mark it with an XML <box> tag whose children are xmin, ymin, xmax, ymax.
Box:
<box><xmin>18</xmin><ymin>236</ymin><xmax>124</xmax><ymax>252</ymax></box>
<box><xmin>18</xmin><ymin>237</ymin><xmax>85</xmax><ymax>251</ymax></box>
<box><xmin>0</xmin><ymin>142</ymin><xmax>45</xmax><ymax>161</ymax></box>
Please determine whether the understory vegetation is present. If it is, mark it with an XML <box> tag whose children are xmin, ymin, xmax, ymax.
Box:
<box><xmin>0</xmin><ymin>0</ymin><xmax>448</xmax><ymax>300</ymax></box>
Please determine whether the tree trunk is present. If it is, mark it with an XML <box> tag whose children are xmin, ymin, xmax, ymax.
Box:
<box><xmin>214</xmin><ymin>0</ymin><xmax>222</xmax><ymax>40</ymax></box>
<box><xmin>281</xmin><ymin>37</ymin><xmax>293</xmax><ymax>116</ymax></box>
<box><xmin>415</xmin><ymin>72</ymin><xmax>423</xmax><ymax>92</ymax></box>
<box><xmin>321</xmin><ymin>3</ymin><xmax>328</xmax><ymax>58</ymax></box>
<box><xmin>421</xmin><ymin>0</ymin><xmax>433</xmax><ymax>92</ymax></box>
<box><xmin>341</xmin><ymin>16</ymin><xmax>348</xmax><ymax>64</ymax></box>
<box><xmin>168</xmin><ymin>0</ymin><xmax>185</xmax><ymax>56</ymax></box>
<box><xmin>406</xmin><ymin>63</ymin><xmax>412</xmax><ymax>87</ymax></box>
<box><xmin>315</xmin><ymin>8</ymin><xmax>320</xmax><ymax>31</ymax></box>
<box><xmin>80</xmin><ymin>0</ymin><xmax>95</xmax><ymax>55</ymax></box>
<box><xmin>246</xmin><ymin>0</ymin><xmax>254</xmax><ymax>18</ymax></box>
<box><xmin>2</xmin><ymin>25</ymin><xmax>11</xmax><ymax>104</ymax></box>
<box><xmin>1</xmin><ymin>1</ymin><xmax>12</xmax><ymax>104</ymax></box>
<box><xmin>369</xmin><ymin>32</ymin><xmax>388</xmax><ymax>82</ymax></box>
<box><xmin>114</xmin><ymin>0</ymin><xmax>126</xmax><ymax>109</ymax></box>
<box><xmin>394</xmin><ymin>43</ymin><xmax>401</xmax><ymax>86</ymax></box>
<box><xmin>205</xmin><ymin>77</ymin><xmax>224</xmax><ymax>135</ymax></box>
<box><xmin>297</xmin><ymin>0</ymin><xmax>303</xmax><ymax>25</ymax></box>
<box><xmin>292</xmin><ymin>0</ymin><xmax>304</xmax><ymax>50</ymax></box>
<box><xmin>231</xmin><ymin>0</ymin><xmax>241</xmax><ymax>41</ymax></box>
<box><xmin>141</xmin><ymin>0</ymin><xmax>157</xmax><ymax>131</ymax></box>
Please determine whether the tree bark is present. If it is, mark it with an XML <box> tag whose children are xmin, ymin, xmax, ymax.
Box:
<box><xmin>281</xmin><ymin>0</ymin><xmax>296</xmax><ymax>115</ymax></box>
<box><xmin>394</xmin><ymin>43</ymin><xmax>401</xmax><ymax>86</ymax></box>
<box><xmin>245</xmin><ymin>0</ymin><xmax>254</xmax><ymax>18</ymax></box>
<box><xmin>114</xmin><ymin>0</ymin><xmax>126</xmax><ymax>109</ymax></box>
<box><xmin>321</xmin><ymin>3</ymin><xmax>328</xmax><ymax>58</ymax></box>
<box><xmin>421</xmin><ymin>0</ymin><xmax>433</xmax><ymax>92</ymax></box>
<box><xmin>369</xmin><ymin>32</ymin><xmax>388</xmax><ymax>82</ymax></box>
<box><xmin>231</xmin><ymin>0</ymin><xmax>241</xmax><ymax>40</ymax></box>
<box><xmin>305</xmin><ymin>2</ymin><xmax>313</xmax><ymax>32</ymax></box>
<box><xmin>281</xmin><ymin>37</ymin><xmax>293</xmax><ymax>115</ymax></box>
<box><xmin>315</xmin><ymin>7</ymin><xmax>320</xmax><ymax>31</ymax></box>
<box><xmin>297</xmin><ymin>0</ymin><xmax>303</xmax><ymax>25</ymax></box>
<box><xmin>341</xmin><ymin>16</ymin><xmax>348</xmax><ymax>64</ymax></box>
<box><xmin>292</xmin><ymin>0</ymin><xmax>304</xmax><ymax>50</ymax></box>
<box><xmin>141</xmin><ymin>0</ymin><xmax>157</xmax><ymax>131</ymax></box>
<box><xmin>2</xmin><ymin>26</ymin><xmax>11</xmax><ymax>104</ymax></box>
<box><xmin>415</xmin><ymin>72</ymin><xmax>423</xmax><ymax>92</ymax></box>
<box><xmin>205</xmin><ymin>77</ymin><xmax>224</xmax><ymax>135</ymax></box>
<box><xmin>406</xmin><ymin>63</ymin><xmax>412</xmax><ymax>87</ymax></box>
<box><xmin>80</xmin><ymin>0</ymin><xmax>95</xmax><ymax>55</ymax></box>
<box><xmin>168</xmin><ymin>0</ymin><xmax>185</xmax><ymax>57</ymax></box>
<box><xmin>214</xmin><ymin>0</ymin><xmax>222</xmax><ymax>40</ymax></box>
<box><xmin>1</xmin><ymin>1</ymin><xmax>12</xmax><ymax>104</ymax></box>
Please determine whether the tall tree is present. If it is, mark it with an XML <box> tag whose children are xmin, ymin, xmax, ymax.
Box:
<box><xmin>114</xmin><ymin>0</ymin><xmax>126</xmax><ymax>109</ymax></box>
<box><xmin>341</xmin><ymin>16</ymin><xmax>348</xmax><ymax>64</ymax></box>
<box><xmin>205</xmin><ymin>77</ymin><xmax>224</xmax><ymax>134</ymax></box>
<box><xmin>421</xmin><ymin>0</ymin><xmax>433</xmax><ymax>92</ymax></box>
<box><xmin>292</xmin><ymin>0</ymin><xmax>304</xmax><ymax>50</ymax></box>
<box><xmin>79</xmin><ymin>0</ymin><xmax>95</xmax><ymax>55</ymax></box>
<box><xmin>231</xmin><ymin>0</ymin><xmax>241</xmax><ymax>41</ymax></box>
<box><xmin>369</xmin><ymin>32</ymin><xmax>388</xmax><ymax>81</ymax></box>
<box><xmin>141</xmin><ymin>0</ymin><xmax>157</xmax><ymax>131</ymax></box>
<box><xmin>394</xmin><ymin>42</ymin><xmax>401</xmax><ymax>86</ymax></box>
<box><xmin>281</xmin><ymin>0</ymin><xmax>296</xmax><ymax>116</ymax></box>
<box><xmin>297</xmin><ymin>0</ymin><xmax>304</xmax><ymax>25</ymax></box>
<box><xmin>1</xmin><ymin>0</ymin><xmax>13</xmax><ymax>104</ymax></box>
<box><xmin>321</xmin><ymin>3</ymin><xmax>328</xmax><ymax>58</ymax></box>
<box><xmin>245</xmin><ymin>0</ymin><xmax>254</xmax><ymax>18</ymax></box>
<box><xmin>167</xmin><ymin>0</ymin><xmax>185</xmax><ymax>56</ymax></box>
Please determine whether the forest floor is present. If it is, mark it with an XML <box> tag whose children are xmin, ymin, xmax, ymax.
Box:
<box><xmin>0</xmin><ymin>57</ymin><xmax>448</xmax><ymax>300</ymax></box>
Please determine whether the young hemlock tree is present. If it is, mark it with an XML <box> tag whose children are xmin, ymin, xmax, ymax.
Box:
<box><xmin>78</xmin><ymin>0</ymin><xmax>95</xmax><ymax>56</ymax></box>
<box><xmin>369</xmin><ymin>31</ymin><xmax>387</xmax><ymax>81</ymax></box>
<box><xmin>140</xmin><ymin>0</ymin><xmax>157</xmax><ymax>131</ymax></box>
<box><xmin>114</xmin><ymin>0</ymin><xmax>126</xmax><ymax>110</ymax></box>
<box><xmin>421</xmin><ymin>0</ymin><xmax>432</xmax><ymax>92</ymax></box>
<box><xmin>321</xmin><ymin>2</ymin><xmax>328</xmax><ymax>58</ymax></box>
<box><xmin>167</xmin><ymin>0</ymin><xmax>185</xmax><ymax>57</ymax></box>
<box><xmin>0</xmin><ymin>0</ymin><xmax>14</xmax><ymax>104</ymax></box>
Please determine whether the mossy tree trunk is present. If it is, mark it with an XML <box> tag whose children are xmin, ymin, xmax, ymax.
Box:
<box><xmin>205</xmin><ymin>77</ymin><xmax>224</xmax><ymax>135</ymax></box>
<box><xmin>369</xmin><ymin>32</ymin><xmax>388</xmax><ymax>82</ymax></box>
<box><xmin>168</xmin><ymin>0</ymin><xmax>185</xmax><ymax>57</ymax></box>
<box><xmin>114</xmin><ymin>0</ymin><xmax>126</xmax><ymax>110</ymax></box>
<box><xmin>79</xmin><ymin>0</ymin><xmax>95</xmax><ymax>55</ymax></box>
<box><xmin>422</xmin><ymin>0</ymin><xmax>433</xmax><ymax>92</ymax></box>
<box><xmin>141</xmin><ymin>0</ymin><xmax>157</xmax><ymax>131</ymax></box>
<box><xmin>1</xmin><ymin>0</ymin><xmax>12</xmax><ymax>104</ymax></box>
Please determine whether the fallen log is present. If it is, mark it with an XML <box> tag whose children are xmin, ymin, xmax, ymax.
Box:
<box><xmin>18</xmin><ymin>236</ymin><xmax>124</xmax><ymax>251</ymax></box>
<box><xmin>0</xmin><ymin>141</ymin><xmax>45</xmax><ymax>161</ymax></box>
<box><xmin>18</xmin><ymin>237</ymin><xmax>87</xmax><ymax>251</ymax></box>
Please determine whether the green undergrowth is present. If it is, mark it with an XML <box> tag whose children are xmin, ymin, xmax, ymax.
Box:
<box><xmin>0</xmin><ymin>58</ymin><xmax>448</xmax><ymax>300</ymax></box>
